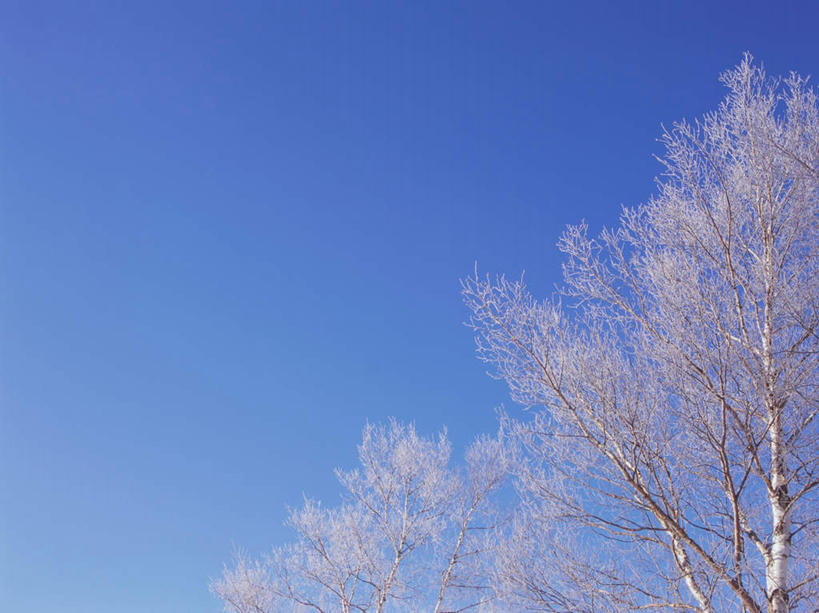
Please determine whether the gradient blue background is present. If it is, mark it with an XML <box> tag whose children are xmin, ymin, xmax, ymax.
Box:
<box><xmin>2</xmin><ymin>1</ymin><xmax>817</xmax><ymax>611</ymax></box>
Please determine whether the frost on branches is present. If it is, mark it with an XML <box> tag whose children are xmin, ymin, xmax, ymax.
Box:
<box><xmin>463</xmin><ymin>56</ymin><xmax>818</xmax><ymax>612</ymax></box>
<box><xmin>211</xmin><ymin>420</ymin><xmax>509</xmax><ymax>613</ymax></box>
<box><xmin>213</xmin><ymin>56</ymin><xmax>817</xmax><ymax>613</ymax></box>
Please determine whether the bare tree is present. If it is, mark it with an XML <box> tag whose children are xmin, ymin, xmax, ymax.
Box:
<box><xmin>212</xmin><ymin>421</ymin><xmax>509</xmax><ymax>613</ymax></box>
<box><xmin>463</xmin><ymin>56</ymin><xmax>818</xmax><ymax>612</ymax></box>
<box><xmin>432</xmin><ymin>433</ymin><xmax>511</xmax><ymax>613</ymax></box>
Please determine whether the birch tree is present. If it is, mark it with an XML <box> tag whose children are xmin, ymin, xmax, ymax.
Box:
<box><xmin>432</xmin><ymin>433</ymin><xmax>510</xmax><ymax>613</ymax></box>
<box><xmin>464</xmin><ymin>56</ymin><xmax>818</xmax><ymax>612</ymax></box>
<box><xmin>212</xmin><ymin>421</ymin><xmax>509</xmax><ymax>612</ymax></box>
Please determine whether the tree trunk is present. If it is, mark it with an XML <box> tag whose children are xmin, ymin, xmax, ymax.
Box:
<box><xmin>766</xmin><ymin>413</ymin><xmax>791</xmax><ymax>613</ymax></box>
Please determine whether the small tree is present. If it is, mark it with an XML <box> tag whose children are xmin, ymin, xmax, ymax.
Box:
<box><xmin>212</xmin><ymin>421</ymin><xmax>509</xmax><ymax>612</ymax></box>
<box><xmin>464</xmin><ymin>56</ymin><xmax>818</xmax><ymax>612</ymax></box>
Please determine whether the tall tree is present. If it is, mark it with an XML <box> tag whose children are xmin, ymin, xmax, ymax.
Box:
<box><xmin>464</xmin><ymin>56</ymin><xmax>818</xmax><ymax>612</ymax></box>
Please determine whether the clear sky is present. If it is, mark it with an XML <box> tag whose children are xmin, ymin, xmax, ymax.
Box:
<box><xmin>1</xmin><ymin>2</ymin><xmax>817</xmax><ymax>611</ymax></box>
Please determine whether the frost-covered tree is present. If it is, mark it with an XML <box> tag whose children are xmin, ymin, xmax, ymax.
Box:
<box><xmin>432</xmin><ymin>432</ymin><xmax>510</xmax><ymax>613</ymax></box>
<box><xmin>464</xmin><ymin>56</ymin><xmax>818</xmax><ymax>612</ymax></box>
<box><xmin>212</xmin><ymin>420</ymin><xmax>509</xmax><ymax>613</ymax></box>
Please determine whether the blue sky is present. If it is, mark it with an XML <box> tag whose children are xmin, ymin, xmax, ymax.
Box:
<box><xmin>1</xmin><ymin>2</ymin><xmax>817</xmax><ymax>611</ymax></box>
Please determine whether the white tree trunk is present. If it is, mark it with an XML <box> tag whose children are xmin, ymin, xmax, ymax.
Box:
<box><xmin>766</xmin><ymin>416</ymin><xmax>791</xmax><ymax>613</ymax></box>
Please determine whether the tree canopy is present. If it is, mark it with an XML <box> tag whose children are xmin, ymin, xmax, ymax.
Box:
<box><xmin>215</xmin><ymin>56</ymin><xmax>818</xmax><ymax>613</ymax></box>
